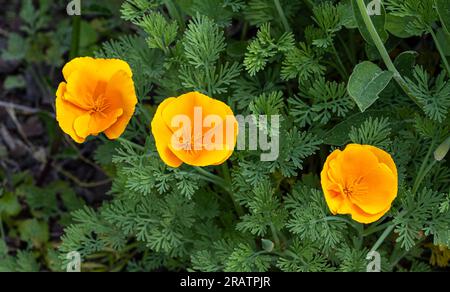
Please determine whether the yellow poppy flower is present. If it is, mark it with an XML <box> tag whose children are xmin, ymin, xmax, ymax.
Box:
<box><xmin>320</xmin><ymin>144</ymin><xmax>398</xmax><ymax>224</ymax></box>
<box><xmin>55</xmin><ymin>57</ymin><xmax>137</xmax><ymax>143</ymax></box>
<box><xmin>151</xmin><ymin>92</ymin><xmax>238</xmax><ymax>168</ymax></box>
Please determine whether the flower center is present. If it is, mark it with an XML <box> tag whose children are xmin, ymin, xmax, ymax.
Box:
<box><xmin>177</xmin><ymin>132</ymin><xmax>206</xmax><ymax>155</ymax></box>
<box><xmin>343</xmin><ymin>186</ymin><xmax>353</xmax><ymax>196</ymax></box>
<box><xmin>343</xmin><ymin>176</ymin><xmax>365</xmax><ymax>198</ymax></box>
<box><xmin>88</xmin><ymin>94</ymin><xmax>110</xmax><ymax>115</ymax></box>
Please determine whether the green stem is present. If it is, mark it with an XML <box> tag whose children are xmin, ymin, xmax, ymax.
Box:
<box><xmin>322</xmin><ymin>216</ymin><xmax>356</xmax><ymax>227</ymax></box>
<box><xmin>338</xmin><ymin>34</ymin><xmax>357</xmax><ymax>66</ymax></box>
<box><xmin>355</xmin><ymin>223</ymin><xmax>364</xmax><ymax>249</ymax></box>
<box><xmin>270</xmin><ymin>223</ymin><xmax>281</xmax><ymax>248</ymax></box>
<box><xmin>282</xmin><ymin>250</ymin><xmax>307</xmax><ymax>265</ymax></box>
<box><xmin>69</xmin><ymin>15</ymin><xmax>81</xmax><ymax>60</ymax></box>
<box><xmin>413</xmin><ymin>160</ymin><xmax>437</xmax><ymax>194</ymax></box>
<box><xmin>29</xmin><ymin>65</ymin><xmax>52</xmax><ymax>99</ymax></box>
<box><xmin>205</xmin><ymin>185</ymin><xmax>230</xmax><ymax>205</ymax></box>
<box><xmin>221</xmin><ymin>163</ymin><xmax>232</xmax><ymax>184</ymax></box>
<box><xmin>138</xmin><ymin>104</ymin><xmax>152</xmax><ymax>124</ymax></box>
<box><xmin>194</xmin><ymin>166</ymin><xmax>227</xmax><ymax>185</ymax></box>
<box><xmin>389</xmin><ymin>249</ymin><xmax>409</xmax><ymax>271</ymax></box>
<box><xmin>313</xmin><ymin>216</ymin><xmax>362</xmax><ymax>234</ymax></box>
<box><xmin>194</xmin><ymin>166</ymin><xmax>244</xmax><ymax>217</ymax></box>
<box><xmin>274</xmin><ymin>0</ymin><xmax>291</xmax><ymax>32</ymax></box>
<box><xmin>412</xmin><ymin>138</ymin><xmax>437</xmax><ymax>194</ymax></box>
<box><xmin>369</xmin><ymin>223</ymin><xmax>395</xmax><ymax>254</ymax></box>
<box><xmin>389</xmin><ymin>238</ymin><xmax>426</xmax><ymax>270</ymax></box>
<box><xmin>356</xmin><ymin>0</ymin><xmax>395</xmax><ymax>71</ymax></box>
<box><xmin>331</xmin><ymin>44</ymin><xmax>349</xmax><ymax>79</ymax></box>
<box><xmin>430</xmin><ymin>28</ymin><xmax>450</xmax><ymax>76</ymax></box>
<box><xmin>369</xmin><ymin>211</ymin><xmax>408</xmax><ymax>253</ymax></box>
<box><xmin>363</xmin><ymin>221</ymin><xmax>392</xmax><ymax>237</ymax></box>
<box><xmin>241</xmin><ymin>21</ymin><xmax>249</xmax><ymax>41</ymax></box>
<box><xmin>355</xmin><ymin>0</ymin><xmax>421</xmax><ymax>108</ymax></box>
<box><xmin>116</xmin><ymin>138</ymin><xmax>145</xmax><ymax>152</ymax></box>
<box><xmin>221</xmin><ymin>164</ymin><xmax>245</xmax><ymax>217</ymax></box>
<box><xmin>164</xmin><ymin>0</ymin><xmax>185</xmax><ymax>29</ymax></box>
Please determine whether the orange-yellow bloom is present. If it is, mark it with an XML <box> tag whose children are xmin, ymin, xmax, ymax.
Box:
<box><xmin>151</xmin><ymin>92</ymin><xmax>238</xmax><ymax>168</ymax></box>
<box><xmin>56</xmin><ymin>57</ymin><xmax>137</xmax><ymax>143</ymax></box>
<box><xmin>320</xmin><ymin>144</ymin><xmax>398</xmax><ymax>224</ymax></box>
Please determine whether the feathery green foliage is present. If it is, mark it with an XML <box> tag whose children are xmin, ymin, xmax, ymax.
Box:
<box><xmin>53</xmin><ymin>0</ymin><xmax>450</xmax><ymax>272</ymax></box>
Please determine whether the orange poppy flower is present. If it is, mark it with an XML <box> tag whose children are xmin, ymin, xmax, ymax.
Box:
<box><xmin>151</xmin><ymin>92</ymin><xmax>238</xmax><ymax>168</ymax></box>
<box><xmin>320</xmin><ymin>144</ymin><xmax>398</xmax><ymax>224</ymax></box>
<box><xmin>55</xmin><ymin>57</ymin><xmax>137</xmax><ymax>143</ymax></box>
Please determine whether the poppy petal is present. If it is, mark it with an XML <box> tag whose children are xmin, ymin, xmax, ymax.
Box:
<box><xmin>103</xmin><ymin>70</ymin><xmax>138</xmax><ymax>140</ymax></box>
<box><xmin>55</xmin><ymin>82</ymin><xmax>87</xmax><ymax>143</ymax></box>
<box><xmin>151</xmin><ymin>98</ymin><xmax>183</xmax><ymax>168</ymax></box>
